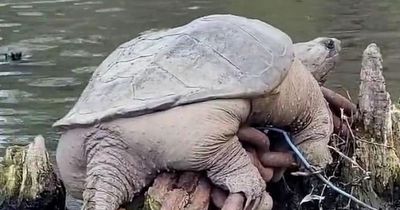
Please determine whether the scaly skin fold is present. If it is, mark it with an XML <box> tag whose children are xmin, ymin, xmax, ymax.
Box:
<box><xmin>82</xmin><ymin>126</ymin><xmax>156</xmax><ymax>210</ymax></box>
<box><xmin>205</xmin><ymin>136</ymin><xmax>265</xmax><ymax>205</ymax></box>
<box><xmin>293</xmin><ymin>97</ymin><xmax>333</xmax><ymax>168</ymax></box>
<box><xmin>250</xmin><ymin>58</ymin><xmax>333</xmax><ymax>168</ymax></box>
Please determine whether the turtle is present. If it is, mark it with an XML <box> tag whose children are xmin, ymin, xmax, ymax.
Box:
<box><xmin>54</xmin><ymin>14</ymin><xmax>339</xmax><ymax>210</ymax></box>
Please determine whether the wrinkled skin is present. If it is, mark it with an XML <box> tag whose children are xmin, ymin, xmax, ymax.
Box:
<box><xmin>250</xmin><ymin>59</ymin><xmax>333</xmax><ymax>168</ymax></box>
<box><xmin>208</xmin><ymin>86</ymin><xmax>357</xmax><ymax>209</ymax></box>
<box><xmin>57</xmin><ymin>56</ymin><xmax>334</xmax><ymax>210</ymax></box>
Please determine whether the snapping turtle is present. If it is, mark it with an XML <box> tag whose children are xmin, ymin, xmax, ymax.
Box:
<box><xmin>55</xmin><ymin>14</ymin><xmax>338</xmax><ymax>210</ymax></box>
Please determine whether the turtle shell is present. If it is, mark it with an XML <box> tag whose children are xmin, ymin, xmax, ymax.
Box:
<box><xmin>53</xmin><ymin>14</ymin><xmax>294</xmax><ymax>128</ymax></box>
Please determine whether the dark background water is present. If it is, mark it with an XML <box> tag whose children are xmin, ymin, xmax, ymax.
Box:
<box><xmin>0</xmin><ymin>0</ymin><xmax>399</xmax><ymax>157</ymax></box>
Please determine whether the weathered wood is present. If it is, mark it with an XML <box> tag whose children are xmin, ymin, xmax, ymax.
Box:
<box><xmin>142</xmin><ymin>172</ymin><xmax>211</xmax><ymax>210</ymax></box>
<box><xmin>344</xmin><ymin>43</ymin><xmax>400</xmax><ymax>208</ymax></box>
<box><xmin>359</xmin><ymin>43</ymin><xmax>392</xmax><ymax>143</ymax></box>
<box><xmin>0</xmin><ymin>135</ymin><xmax>65</xmax><ymax>210</ymax></box>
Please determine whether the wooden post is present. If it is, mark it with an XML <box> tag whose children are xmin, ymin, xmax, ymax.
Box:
<box><xmin>0</xmin><ymin>135</ymin><xmax>65</xmax><ymax>210</ymax></box>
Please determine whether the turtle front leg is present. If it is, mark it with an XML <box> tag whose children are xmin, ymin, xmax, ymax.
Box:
<box><xmin>82</xmin><ymin>129</ymin><xmax>156</xmax><ymax>210</ymax></box>
<box><xmin>206</xmin><ymin>135</ymin><xmax>273</xmax><ymax>210</ymax></box>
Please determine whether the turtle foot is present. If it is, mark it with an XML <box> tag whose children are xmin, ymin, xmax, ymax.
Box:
<box><xmin>206</xmin><ymin>136</ymin><xmax>272</xmax><ymax>210</ymax></box>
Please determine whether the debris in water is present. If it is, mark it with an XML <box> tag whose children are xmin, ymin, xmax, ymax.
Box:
<box><xmin>2</xmin><ymin>52</ymin><xmax>23</xmax><ymax>61</ymax></box>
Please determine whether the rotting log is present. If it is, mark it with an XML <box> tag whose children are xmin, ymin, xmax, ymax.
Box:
<box><xmin>122</xmin><ymin>172</ymin><xmax>212</xmax><ymax>210</ymax></box>
<box><xmin>0</xmin><ymin>135</ymin><xmax>65</xmax><ymax>210</ymax></box>
<box><xmin>129</xmin><ymin>172</ymin><xmax>211</xmax><ymax>210</ymax></box>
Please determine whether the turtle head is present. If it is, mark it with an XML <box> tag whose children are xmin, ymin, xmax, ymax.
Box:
<box><xmin>294</xmin><ymin>37</ymin><xmax>341</xmax><ymax>84</ymax></box>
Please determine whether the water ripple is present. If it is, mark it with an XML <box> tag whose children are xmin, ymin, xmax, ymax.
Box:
<box><xmin>60</xmin><ymin>50</ymin><xmax>92</xmax><ymax>57</ymax></box>
<box><xmin>0</xmin><ymin>135</ymin><xmax>35</xmax><ymax>145</ymax></box>
<box><xmin>8</xmin><ymin>0</ymin><xmax>79</xmax><ymax>6</ymax></box>
<box><xmin>0</xmin><ymin>90</ymin><xmax>34</xmax><ymax>104</ymax></box>
<box><xmin>0</xmin><ymin>42</ymin><xmax>58</xmax><ymax>55</ymax></box>
<box><xmin>187</xmin><ymin>6</ymin><xmax>200</xmax><ymax>10</ymax></box>
<box><xmin>0</xmin><ymin>116</ymin><xmax>24</xmax><ymax>125</ymax></box>
<box><xmin>28</xmin><ymin>97</ymin><xmax>77</xmax><ymax>103</ymax></box>
<box><xmin>71</xmin><ymin>66</ymin><xmax>97</xmax><ymax>74</ymax></box>
<box><xmin>23</xmin><ymin>36</ymin><xmax>64</xmax><ymax>43</ymax></box>
<box><xmin>0</xmin><ymin>71</ymin><xmax>32</xmax><ymax>76</ymax></box>
<box><xmin>17</xmin><ymin>61</ymin><xmax>56</xmax><ymax>66</ymax></box>
<box><xmin>17</xmin><ymin>12</ymin><xmax>44</xmax><ymax>17</ymax></box>
<box><xmin>95</xmin><ymin>7</ymin><xmax>125</xmax><ymax>13</ymax></box>
<box><xmin>0</xmin><ymin>23</ymin><xmax>22</xmax><ymax>28</ymax></box>
<box><xmin>10</xmin><ymin>5</ymin><xmax>34</xmax><ymax>9</ymax></box>
<box><xmin>60</xmin><ymin>38</ymin><xmax>101</xmax><ymax>44</ymax></box>
<box><xmin>0</xmin><ymin>128</ymin><xmax>21</xmax><ymax>135</ymax></box>
<box><xmin>0</xmin><ymin>108</ymin><xmax>30</xmax><ymax>116</ymax></box>
<box><xmin>27</xmin><ymin>77</ymin><xmax>81</xmax><ymax>87</ymax></box>
<box><xmin>60</xmin><ymin>50</ymin><xmax>103</xmax><ymax>57</ymax></box>
<box><xmin>74</xmin><ymin>1</ymin><xmax>103</xmax><ymax>6</ymax></box>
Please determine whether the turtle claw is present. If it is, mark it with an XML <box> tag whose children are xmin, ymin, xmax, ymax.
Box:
<box><xmin>245</xmin><ymin>191</ymin><xmax>273</xmax><ymax>210</ymax></box>
<box><xmin>245</xmin><ymin>196</ymin><xmax>260</xmax><ymax>210</ymax></box>
<box><xmin>243</xmin><ymin>195</ymin><xmax>253</xmax><ymax>210</ymax></box>
<box><xmin>206</xmin><ymin>136</ymin><xmax>268</xmax><ymax>210</ymax></box>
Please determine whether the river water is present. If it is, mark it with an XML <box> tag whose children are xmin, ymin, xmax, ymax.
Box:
<box><xmin>0</xmin><ymin>0</ymin><xmax>399</xmax><ymax>168</ymax></box>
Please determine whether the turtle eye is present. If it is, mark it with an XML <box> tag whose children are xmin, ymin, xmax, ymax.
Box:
<box><xmin>326</xmin><ymin>39</ymin><xmax>335</xmax><ymax>50</ymax></box>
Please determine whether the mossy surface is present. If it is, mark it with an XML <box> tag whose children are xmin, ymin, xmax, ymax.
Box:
<box><xmin>143</xmin><ymin>195</ymin><xmax>161</xmax><ymax>210</ymax></box>
<box><xmin>0</xmin><ymin>146</ymin><xmax>26</xmax><ymax>200</ymax></box>
<box><xmin>0</xmin><ymin>136</ymin><xmax>65</xmax><ymax>210</ymax></box>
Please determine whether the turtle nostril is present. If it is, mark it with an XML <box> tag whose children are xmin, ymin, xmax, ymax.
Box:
<box><xmin>326</xmin><ymin>39</ymin><xmax>335</xmax><ymax>50</ymax></box>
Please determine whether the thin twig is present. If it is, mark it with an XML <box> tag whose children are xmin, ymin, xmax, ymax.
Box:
<box><xmin>343</xmin><ymin>114</ymin><xmax>356</xmax><ymax>140</ymax></box>
<box><xmin>343</xmin><ymin>111</ymin><xmax>393</xmax><ymax>149</ymax></box>
<box><xmin>327</xmin><ymin>145</ymin><xmax>368</xmax><ymax>174</ymax></box>
<box><xmin>345</xmin><ymin>90</ymin><xmax>352</xmax><ymax>101</ymax></box>
<box><xmin>282</xmin><ymin>176</ymin><xmax>294</xmax><ymax>193</ymax></box>
<box><xmin>318</xmin><ymin>175</ymin><xmax>335</xmax><ymax>208</ymax></box>
<box><xmin>265</xmin><ymin>127</ymin><xmax>378</xmax><ymax>210</ymax></box>
<box><xmin>355</xmin><ymin>138</ymin><xmax>394</xmax><ymax>149</ymax></box>
<box><xmin>315</xmin><ymin>171</ymin><xmax>376</xmax><ymax>210</ymax></box>
<box><xmin>338</xmin><ymin>87</ymin><xmax>353</xmax><ymax>101</ymax></box>
<box><xmin>332</xmin><ymin>134</ymin><xmax>347</xmax><ymax>147</ymax></box>
<box><xmin>344</xmin><ymin>186</ymin><xmax>354</xmax><ymax>209</ymax></box>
